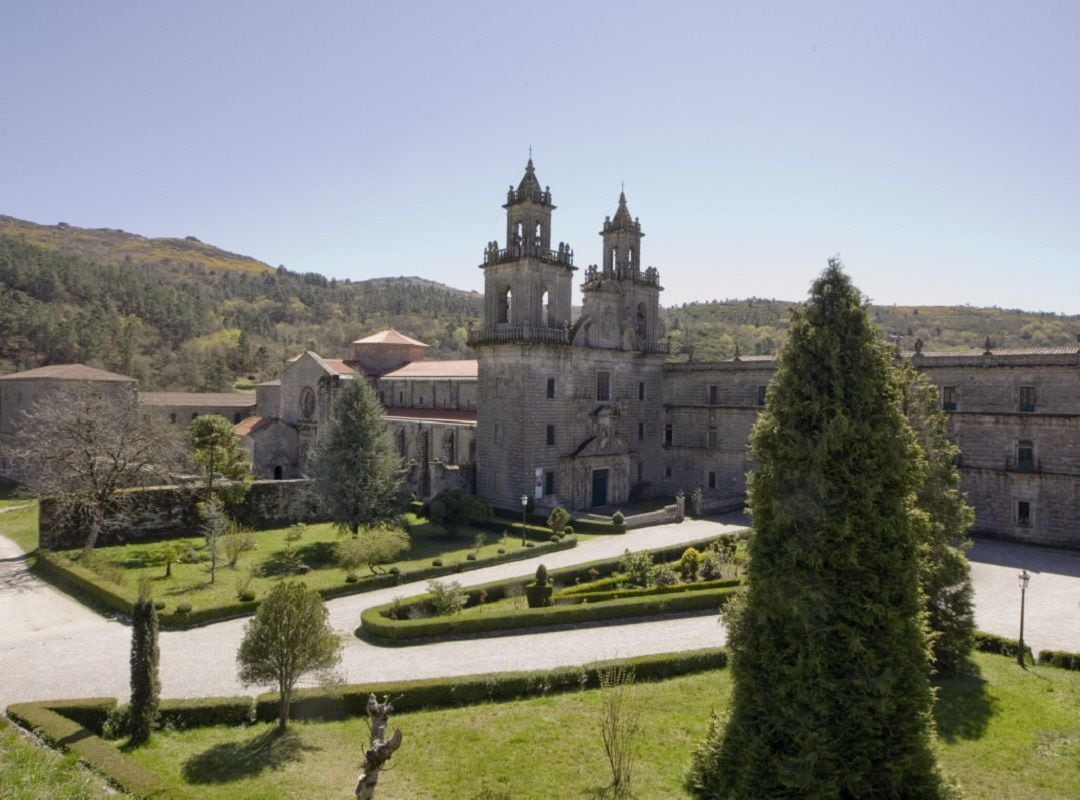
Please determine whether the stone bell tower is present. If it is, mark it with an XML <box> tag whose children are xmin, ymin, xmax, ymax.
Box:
<box><xmin>579</xmin><ymin>191</ymin><xmax>663</xmax><ymax>350</ymax></box>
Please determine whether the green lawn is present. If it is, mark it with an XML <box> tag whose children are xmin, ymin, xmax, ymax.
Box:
<box><xmin>53</xmin><ymin>516</ymin><xmax>548</xmax><ymax>613</ymax></box>
<box><xmin>0</xmin><ymin>503</ymin><xmax>39</xmax><ymax>553</ymax></box>
<box><xmin>113</xmin><ymin>653</ymin><xmax>1080</xmax><ymax>799</ymax></box>
<box><xmin>0</xmin><ymin>716</ymin><xmax>128</xmax><ymax>800</ymax></box>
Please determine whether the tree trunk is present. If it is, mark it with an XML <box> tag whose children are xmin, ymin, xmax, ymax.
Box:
<box><xmin>278</xmin><ymin>684</ymin><xmax>290</xmax><ymax>732</ymax></box>
<box><xmin>355</xmin><ymin>694</ymin><xmax>402</xmax><ymax>799</ymax></box>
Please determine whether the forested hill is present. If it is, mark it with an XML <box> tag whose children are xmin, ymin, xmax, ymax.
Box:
<box><xmin>1</xmin><ymin>216</ymin><xmax>1076</xmax><ymax>391</ymax></box>
<box><xmin>0</xmin><ymin>219</ymin><xmax>482</xmax><ymax>391</ymax></box>
<box><xmin>661</xmin><ymin>300</ymin><xmax>1080</xmax><ymax>362</ymax></box>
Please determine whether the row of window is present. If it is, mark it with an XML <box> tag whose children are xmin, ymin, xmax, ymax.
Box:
<box><xmin>544</xmin><ymin>374</ymin><xmax>648</xmax><ymax>402</ymax></box>
<box><xmin>941</xmin><ymin>384</ymin><xmax>1039</xmax><ymax>412</ymax></box>
<box><xmin>704</xmin><ymin>385</ymin><xmax>767</xmax><ymax>407</ymax></box>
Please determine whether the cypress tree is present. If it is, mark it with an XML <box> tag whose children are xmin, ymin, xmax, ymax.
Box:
<box><xmin>899</xmin><ymin>362</ymin><xmax>976</xmax><ymax>675</ymax></box>
<box><xmin>129</xmin><ymin>583</ymin><xmax>160</xmax><ymax>745</ymax></box>
<box><xmin>688</xmin><ymin>262</ymin><xmax>948</xmax><ymax>798</ymax></box>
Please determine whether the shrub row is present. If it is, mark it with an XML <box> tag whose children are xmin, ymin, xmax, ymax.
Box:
<box><xmin>256</xmin><ymin>647</ymin><xmax>729</xmax><ymax>722</ymax></box>
<box><xmin>35</xmin><ymin>533</ymin><xmax>577</xmax><ymax>630</ymax></box>
<box><xmin>157</xmin><ymin>696</ymin><xmax>255</xmax><ymax>729</ymax></box>
<box><xmin>973</xmin><ymin>630</ymin><xmax>1034</xmax><ymax>662</ymax></box>
<box><xmin>558</xmin><ymin>577</ymin><xmax>742</xmax><ymax>604</ymax></box>
<box><xmin>362</xmin><ymin>584</ymin><xmax>740</xmax><ymax>641</ymax></box>
<box><xmin>1037</xmin><ymin>649</ymin><xmax>1080</xmax><ymax>670</ymax></box>
<box><xmin>5</xmin><ymin>700</ymin><xmax>182</xmax><ymax>799</ymax></box>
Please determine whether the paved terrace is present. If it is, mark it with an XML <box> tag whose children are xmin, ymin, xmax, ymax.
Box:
<box><xmin>1</xmin><ymin>515</ymin><xmax>1077</xmax><ymax>710</ymax></box>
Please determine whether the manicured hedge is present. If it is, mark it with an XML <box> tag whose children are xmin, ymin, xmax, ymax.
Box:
<box><xmin>255</xmin><ymin>647</ymin><xmax>729</xmax><ymax>722</ymax></box>
<box><xmin>35</xmin><ymin>533</ymin><xmax>577</xmax><ymax>630</ymax></box>
<box><xmin>559</xmin><ymin>577</ymin><xmax>742</xmax><ymax>604</ymax></box>
<box><xmin>157</xmin><ymin>696</ymin><xmax>255</xmax><ymax>729</ymax></box>
<box><xmin>6</xmin><ymin>700</ymin><xmax>183</xmax><ymax>799</ymax></box>
<box><xmin>362</xmin><ymin>584</ymin><xmax>740</xmax><ymax>641</ymax></box>
<box><xmin>1037</xmin><ymin>649</ymin><xmax>1080</xmax><ymax>670</ymax></box>
<box><xmin>974</xmin><ymin>630</ymin><xmax>1034</xmax><ymax>662</ymax></box>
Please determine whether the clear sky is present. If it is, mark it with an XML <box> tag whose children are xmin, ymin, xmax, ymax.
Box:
<box><xmin>2</xmin><ymin>1</ymin><xmax>1077</xmax><ymax>313</ymax></box>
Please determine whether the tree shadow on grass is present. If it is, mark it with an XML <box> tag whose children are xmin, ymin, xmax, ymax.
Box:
<box><xmin>933</xmin><ymin>662</ymin><xmax>998</xmax><ymax>743</ymax></box>
<box><xmin>296</xmin><ymin>540</ymin><xmax>337</xmax><ymax>568</ymax></box>
<box><xmin>181</xmin><ymin>728</ymin><xmax>319</xmax><ymax>784</ymax></box>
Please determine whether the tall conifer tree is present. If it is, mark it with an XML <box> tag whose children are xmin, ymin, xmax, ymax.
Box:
<box><xmin>128</xmin><ymin>584</ymin><xmax>160</xmax><ymax>745</ymax></box>
<box><xmin>688</xmin><ymin>262</ymin><xmax>947</xmax><ymax>798</ymax></box>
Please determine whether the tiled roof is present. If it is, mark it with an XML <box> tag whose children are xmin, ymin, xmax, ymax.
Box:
<box><xmin>383</xmin><ymin>407</ymin><xmax>477</xmax><ymax>424</ymax></box>
<box><xmin>909</xmin><ymin>346</ymin><xmax>1080</xmax><ymax>358</ymax></box>
<box><xmin>234</xmin><ymin>415</ymin><xmax>276</xmax><ymax>436</ymax></box>
<box><xmin>380</xmin><ymin>360</ymin><xmax>478</xmax><ymax>379</ymax></box>
<box><xmin>321</xmin><ymin>358</ymin><xmax>357</xmax><ymax>375</ymax></box>
<box><xmin>140</xmin><ymin>392</ymin><xmax>256</xmax><ymax>407</ymax></box>
<box><xmin>0</xmin><ymin>364</ymin><xmax>135</xmax><ymax>382</ymax></box>
<box><xmin>352</xmin><ymin>329</ymin><xmax>429</xmax><ymax>348</ymax></box>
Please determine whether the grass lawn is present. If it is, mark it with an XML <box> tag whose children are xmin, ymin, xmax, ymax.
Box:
<box><xmin>113</xmin><ymin>653</ymin><xmax>1080</xmax><ymax>799</ymax></box>
<box><xmin>0</xmin><ymin>502</ymin><xmax>40</xmax><ymax>553</ymax></box>
<box><xmin>53</xmin><ymin>516</ymin><xmax>552</xmax><ymax>614</ymax></box>
<box><xmin>0</xmin><ymin>717</ymin><xmax>128</xmax><ymax>800</ymax></box>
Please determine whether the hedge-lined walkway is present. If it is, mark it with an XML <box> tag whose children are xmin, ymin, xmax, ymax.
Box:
<box><xmin>3</xmin><ymin>513</ymin><xmax>1080</xmax><ymax>712</ymax></box>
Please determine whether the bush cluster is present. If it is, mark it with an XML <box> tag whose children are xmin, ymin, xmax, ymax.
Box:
<box><xmin>1037</xmin><ymin>649</ymin><xmax>1080</xmax><ymax>670</ymax></box>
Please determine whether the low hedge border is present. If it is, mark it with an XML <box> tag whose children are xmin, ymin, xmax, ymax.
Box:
<box><xmin>256</xmin><ymin>646</ymin><xmax>729</xmax><ymax>722</ymax></box>
<box><xmin>559</xmin><ymin>577</ymin><xmax>742</xmax><ymax>604</ymax></box>
<box><xmin>974</xmin><ymin>630</ymin><xmax>1034</xmax><ymax>662</ymax></box>
<box><xmin>363</xmin><ymin>584</ymin><xmax>740</xmax><ymax>641</ymax></box>
<box><xmin>34</xmin><ymin>534</ymin><xmax>577</xmax><ymax>630</ymax></box>
<box><xmin>5</xmin><ymin>699</ymin><xmax>182</xmax><ymax>799</ymax></box>
<box><xmin>1037</xmin><ymin>648</ymin><xmax>1080</xmax><ymax>670</ymax></box>
<box><xmin>157</xmin><ymin>696</ymin><xmax>255</xmax><ymax>729</ymax></box>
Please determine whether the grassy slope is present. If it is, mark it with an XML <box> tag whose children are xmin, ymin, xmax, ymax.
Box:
<box><xmin>116</xmin><ymin>653</ymin><xmax>1079</xmax><ymax>799</ymax></box>
<box><xmin>0</xmin><ymin>717</ymin><xmax>126</xmax><ymax>800</ymax></box>
<box><xmin>0</xmin><ymin>504</ymin><xmax>39</xmax><ymax>553</ymax></box>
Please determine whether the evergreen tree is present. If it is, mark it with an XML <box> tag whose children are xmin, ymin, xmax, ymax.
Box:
<box><xmin>688</xmin><ymin>262</ymin><xmax>948</xmax><ymax>798</ymax></box>
<box><xmin>899</xmin><ymin>362</ymin><xmax>977</xmax><ymax>675</ymax></box>
<box><xmin>188</xmin><ymin>414</ymin><xmax>252</xmax><ymax>506</ymax></box>
<box><xmin>306</xmin><ymin>377</ymin><xmax>403</xmax><ymax>536</ymax></box>
<box><xmin>128</xmin><ymin>583</ymin><xmax>160</xmax><ymax>745</ymax></box>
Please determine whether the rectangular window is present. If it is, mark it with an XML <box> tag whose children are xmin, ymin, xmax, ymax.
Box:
<box><xmin>1019</xmin><ymin>385</ymin><xmax>1035</xmax><ymax>412</ymax></box>
<box><xmin>638</xmin><ymin>421</ymin><xmax>645</xmax><ymax>441</ymax></box>
<box><xmin>942</xmin><ymin>385</ymin><xmax>957</xmax><ymax>411</ymax></box>
<box><xmin>664</xmin><ymin>423</ymin><xmax>673</xmax><ymax>446</ymax></box>
<box><xmin>1017</xmin><ymin>439</ymin><xmax>1034</xmax><ymax>472</ymax></box>
<box><xmin>546</xmin><ymin>377</ymin><xmax>555</xmax><ymax>399</ymax></box>
<box><xmin>545</xmin><ymin>471</ymin><xmax>555</xmax><ymax>496</ymax></box>
<box><xmin>494</xmin><ymin>423</ymin><xmax>499</xmax><ymax>443</ymax></box>
<box><xmin>707</xmin><ymin>427</ymin><xmax>718</xmax><ymax>448</ymax></box>
<box><xmin>708</xmin><ymin>384</ymin><xmax>718</xmax><ymax>405</ymax></box>
<box><xmin>756</xmin><ymin>385</ymin><xmax>767</xmax><ymax>407</ymax></box>
<box><xmin>1017</xmin><ymin>500</ymin><xmax>1031</xmax><ymax>526</ymax></box>
<box><xmin>596</xmin><ymin>371</ymin><xmax>611</xmax><ymax>402</ymax></box>
<box><xmin>546</xmin><ymin>425</ymin><xmax>555</xmax><ymax>446</ymax></box>
<box><xmin>638</xmin><ymin>382</ymin><xmax>645</xmax><ymax>401</ymax></box>
<box><xmin>665</xmin><ymin>465</ymin><xmax>672</xmax><ymax>478</ymax></box>
<box><xmin>708</xmin><ymin>471</ymin><xmax>717</xmax><ymax>489</ymax></box>
<box><xmin>637</xmin><ymin>462</ymin><xmax>643</xmax><ymax>481</ymax></box>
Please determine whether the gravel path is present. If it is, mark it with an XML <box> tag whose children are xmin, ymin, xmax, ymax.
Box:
<box><xmin>2</xmin><ymin>515</ymin><xmax>1078</xmax><ymax>710</ymax></box>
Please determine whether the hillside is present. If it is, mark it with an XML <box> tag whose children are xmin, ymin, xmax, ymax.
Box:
<box><xmin>1</xmin><ymin>215</ymin><xmax>1076</xmax><ymax>390</ymax></box>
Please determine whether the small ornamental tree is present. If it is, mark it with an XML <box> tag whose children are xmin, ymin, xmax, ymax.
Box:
<box><xmin>128</xmin><ymin>583</ymin><xmax>160</xmax><ymax>745</ymax></box>
<box><xmin>188</xmin><ymin>414</ymin><xmax>252</xmax><ymax>506</ymax></box>
<box><xmin>687</xmin><ymin>261</ymin><xmax>947</xmax><ymax>798</ymax></box>
<box><xmin>336</xmin><ymin>525</ymin><xmax>410</xmax><ymax>576</ymax></box>
<box><xmin>899</xmin><ymin>362</ymin><xmax>977</xmax><ymax>675</ymax></box>
<box><xmin>546</xmin><ymin>506</ymin><xmax>571</xmax><ymax>536</ymax></box>
<box><xmin>428</xmin><ymin>489</ymin><xmax>491</xmax><ymax>537</ymax></box>
<box><xmin>306</xmin><ymin>378</ymin><xmax>403</xmax><ymax>536</ymax></box>
<box><xmin>237</xmin><ymin>582</ymin><xmax>342</xmax><ymax>732</ymax></box>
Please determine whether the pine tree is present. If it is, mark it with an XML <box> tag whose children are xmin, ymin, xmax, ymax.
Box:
<box><xmin>128</xmin><ymin>584</ymin><xmax>160</xmax><ymax>745</ymax></box>
<box><xmin>688</xmin><ymin>261</ymin><xmax>948</xmax><ymax>798</ymax></box>
<box><xmin>899</xmin><ymin>362</ymin><xmax>977</xmax><ymax>675</ymax></box>
<box><xmin>306</xmin><ymin>377</ymin><xmax>403</xmax><ymax>536</ymax></box>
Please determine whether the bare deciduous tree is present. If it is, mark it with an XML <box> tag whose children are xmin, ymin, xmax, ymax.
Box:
<box><xmin>598</xmin><ymin>663</ymin><xmax>641</xmax><ymax>799</ymax></box>
<box><xmin>355</xmin><ymin>694</ymin><xmax>403</xmax><ymax>800</ymax></box>
<box><xmin>12</xmin><ymin>384</ymin><xmax>186</xmax><ymax>550</ymax></box>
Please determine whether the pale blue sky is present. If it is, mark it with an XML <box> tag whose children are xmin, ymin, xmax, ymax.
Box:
<box><xmin>2</xmin><ymin>1</ymin><xmax>1077</xmax><ymax>312</ymax></box>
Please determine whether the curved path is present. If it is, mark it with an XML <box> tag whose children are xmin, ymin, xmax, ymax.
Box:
<box><xmin>2</xmin><ymin>515</ymin><xmax>1078</xmax><ymax>710</ymax></box>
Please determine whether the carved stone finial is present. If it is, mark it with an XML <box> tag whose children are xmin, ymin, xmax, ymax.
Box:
<box><xmin>983</xmin><ymin>336</ymin><xmax>992</xmax><ymax>355</ymax></box>
<box><xmin>914</xmin><ymin>338</ymin><xmax>924</xmax><ymax>355</ymax></box>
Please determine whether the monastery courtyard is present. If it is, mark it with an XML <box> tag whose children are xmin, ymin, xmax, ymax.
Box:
<box><xmin>1</xmin><ymin>514</ymin><xmax>1078</xmax><ymax>710</ymax></box>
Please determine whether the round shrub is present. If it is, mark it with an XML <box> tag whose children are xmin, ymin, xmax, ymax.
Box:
<box><xmin>466</xmin><ymin>553</ymin><xmax>478</xmax><ymax>561</ymax></box>
<box><xmin>295</xmin><ymin>564</ymin><xmax>312</xmax><ymax>575</ymax></box>
<box><xmin>153</xmin><ymin>600</ymin><xmax>166</xmax><ymax>611</ymax></box>
<box><xmin>175</xmin><ymin>602</ymin><xmax>192</xmax><ymax>614</ymax></box>
<box><xmin>612</xmin><ymin>510</ymin><xmax>626</xmax><ymax>527</ymax></box>
<box><xmin>550</xmin><ymin>534</ymin><xmax>561</xmax><ymax>543</ymax></box>
<box><xmin>525</xmin><ymin>542</ymin><xmax>536</xmax><ymax>548</ymax></box>
<box><xmin>389</xmin><ymin>566</ymin><xmax>401</xmax><ymax>575</ymax></box>
<box><xmin>345</xmin><ymin>573</ymin><xmax>359</xmax><ymax>583</ymax></box>
<box><xmin>432</xmin><ymin>559</ymin><xmax>443</xmax><ymax>567</ymax></box>
<box><xmin>497</xmin><ymin>548</ymin><xmax>506</xmax><ymax>554</ymax></box>
<box><xmin>563</xmin><ymin>525</ymin><xmax>575</xmax><ymax>536</ymax></box>
<box><xmin>239</xmin><ymin>590</ymin><xmax>256</xmax><ymax>602</ymax></box>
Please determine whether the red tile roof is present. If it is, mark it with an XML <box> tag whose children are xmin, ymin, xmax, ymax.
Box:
<box><xmin>910</xmin><ymin>346</ymin><xmax>1080</xmax><ymax>358</ymax></box>
<box><xmin>234</xmin><ymin>415</ymin><xmax>276</xmax><ymax>436</ymax></box>
<box><xmin>352</xmin><ymin>329</ymin><xmax>429</xmax><ymax>348</ymax></box>
<box><xmin>0</xmin><ymin>364</ymin><xmax>135</xmax><ymax>382</ymax></box>
<box><xmin>380</xmin><ymin>360</ymin><xmax>478</xmax><ymax>379</ymax></box>
<box><xmin>321</xmin><ymin>359</ymin><xmax>357</xmax><ymax>375</ymax></box>
<box><xmin>383</xmin><ymin>407</ymin><xmax>477</xmax><ymax>424</ymax></box>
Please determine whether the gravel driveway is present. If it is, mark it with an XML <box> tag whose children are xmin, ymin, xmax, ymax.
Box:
<box><xmin>2</xmin><ymin>515</ymin><xmax>1077</xmax><ymax>710</ymax></box>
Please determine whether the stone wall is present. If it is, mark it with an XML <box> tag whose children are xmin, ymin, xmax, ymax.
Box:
<box><xmin>39</xmin><ymin>480</ymin><xmax>322</xmax><ymax>550</ymax></box>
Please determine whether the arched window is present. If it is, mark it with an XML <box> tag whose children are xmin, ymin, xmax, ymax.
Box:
<box><xmin>442</xmin><ymin>430</ymin><xmax>456</xmax><ymax>464</ymax></box>
<box><xmin>273</xmin><ymin>465</ymin><xmax>283</xmax><ymax>480</ymax></box>
<box><xmin>628</xmin><ymin>247</ymin><xmax>635</xmax><ymax>268</ymax></box>
<box><xmin>533</xmin><ymin>222</ymin><xmax>542</xmax><ymax>249</ymax></box>
<box><xmin>610</xmin><ymin>246</ymin><xmax>618</xmax><ymax>268</ymax></box>
<box><xmin>540</xmin><ymin>288</ymin><xmax>551</xmax><ymax>326</ymax></box>
<box><xmin>636</xmin><ymin>302</ymin><xmax>648</xmax><ymax>338</ymax></box>
<box><xmin>498</xmin><ymin>286</ymin><xmax>512</xmax><ymax>324</ymax></box>
<box><xmin>396</xmin><ymin>428</ymin><xmax>407</xmax><ymax>457</ymax></box>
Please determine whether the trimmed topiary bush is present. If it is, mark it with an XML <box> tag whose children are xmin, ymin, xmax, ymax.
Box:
<box><xmin>175</xmin><ymin>602</ymin><xmax>192</xmax><ymax>615</ymax></box>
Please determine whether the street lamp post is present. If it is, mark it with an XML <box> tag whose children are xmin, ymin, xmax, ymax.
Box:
<box><xmin>1017</xmin><ymin>569</ymin><xmax>1031</xmax><ymax>667</ymax></box>
<box><xmin>520</xmin><ymin>494</ymin><xmax>529</xmax><ymax>547</ymax></box>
